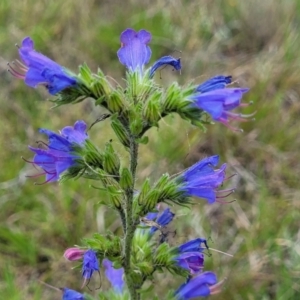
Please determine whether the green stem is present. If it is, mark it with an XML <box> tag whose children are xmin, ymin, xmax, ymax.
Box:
<box><xmin>123</xmin><ymin>133</ymin><xmax>139</xmax><ymax>300</ymax></box>
<box><xmin>117</xmin><ymin>207</ymin><xmax>126</xmax><ymax>233</ymax></box>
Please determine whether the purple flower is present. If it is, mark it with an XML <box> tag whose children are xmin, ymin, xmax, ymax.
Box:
<box><xmin>177</xmin><ymin>238</ymin><xmax>208</xmax><ymax>253</ymax></box>
<box><xmin>175</xmin><ymin>272</ymin><xmax>220</xmax><ymax>299</ymax></box>
<box><xmin>195</xmin><ymin>75</ymin><xmax>232</xmax><ymax>93</ymax></box>
<box><xmin>117</xmin><ymin>28</ymin><xmax>152</xmax><ymax>73</ymax></box>
<box><xmin>176</xmin><ymin>155</ymin><xmax>229</xmax><ymax>204</ymax></box>
<box><xmin>62</xmin><ymin>288</ymin><xmax>85</xmax><ymax>300</ymax></box>
<box><xmin>82</xmin><ymin>249</ymin><xmax>99</xmax><ymax>280</ymax></box>
<box><xmin>117</xmin><ymin>28</ymin><xmax>181</xmax><ymax>76</ymax></box>
<box><xmin>103</xmin><ymin>259</ymin><xmax>124</xmax><ymax>293</ymax></box>
<box><xmin>149</xmin><ymin>207</ymin><xmax>175</xmax><ymax>235</ymax></box>
<box><xmin>9</xmin><ymin>37</ymin><xmax>77</xmax><ymax>95</ymax></box>
<box><xmin>149</xmin><ymin>56</ymin><xmax>181</xmax><ymax>78</ymax></box>
<box><xmin>189</xmin><ymin>74</ymin><xmax>251</xmax><ymax>130</ymax></box>
<box><xmin>27</xmin><ymin>120</ymin><xmax>88</xmax><ymax>183</ymax></box>
<box><xmin>175</xmin><ymin>252</ymin><xmax>204</xmax><ymax>275</ymax></box>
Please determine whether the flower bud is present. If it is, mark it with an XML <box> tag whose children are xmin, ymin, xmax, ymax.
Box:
<box><xmin>111</xmin><ymin>119</ymin><xmax>130</xmax><ymax>148</ymax></box>
<box><xmin>107</xmin><ymin>90</ymin><xmax>127</xmax><ymax>113</ymax></box>
<box><xmin>120</xmin><ymin>167</ymin><xmax>133</xmax><ymax>190</ymax></box>
<box><xmin>142</xmin><ymin>189</ymin><xmax>160</xmax><ymax>212</ymax></box>
<box><xmin>63</xmin><ymin>248</ymin><xmax>86</xmax><ymax>261</ymax></box>
<box><xmin>161</xmin><ymin>82</ymin><xmax>182</xmax><ymax>113</ymax></box>
<box><xmin>143</xmin><ymin>90</ymin><xmax>162</xmax><ymax>125</ymax></box>
<box><xmin>82</xmin><ymin>140</ymin><xmax>104</xmax><ymax>168</ymax></box>
<box><xmin>103</xmin><ymin>142</ymin><xmax>120</xmax><ymax>176</ymax></box>
<box><xmin>129</xmin><ymin>114</ymin><xmax>143</xmax><ymax>136</ymax></box>
<box><xmin>137</xmin><ymin>178</ymin><xmax>151</xmax><ymax>205</ymax></box>
<box><xmin>93</xmin><ymin>68</ymin><xmax>112</xmax><ymax>97</ymax></box>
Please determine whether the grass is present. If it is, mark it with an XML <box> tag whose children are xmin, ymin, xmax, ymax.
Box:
<box><xmin>1</xmin><ymin>0</ymin><xmax>300</xmax><ymax>299</ymax></box>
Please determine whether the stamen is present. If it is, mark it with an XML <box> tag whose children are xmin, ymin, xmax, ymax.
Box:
<box><xmin>21</xmin><ymin>156</ymin><xmax>35</xmax><ymax>164</ymax></box>
<box><xmin>26</xmin><ymin>172</ymin><xmax>47</xmax><ymax>178</ymax></box>
<box><xmin>209</xmin><ymin>278</ymin><xmax>226</xmax><ymax>295</ymax></box>
<box><xmin>218</xmin><ymin>118</ymin><xmax>242</xmax><ymax>132</ymax></box>
<box><xmin>216</xmin><ymin>190</ymin><xmax>235</xmax><ymax>199</ymax></box>
<box><xmin>209</xmin><ymin>247</ymin><xmax>233</xmax><ymax>257</ymax></box>
<box><xmin>81</xmin><ymin>277</ymin><xmax>89</xmax><ymax>290</ymax></box>
<box><xmin>96</xmin><ymin>270</ymin><xmax>102</xmax><ymax>290</ymax></box>
<box><xmin>216</xmin><ymin>199</ymin><xmax>236</xmax><ymax>204</ymax></box>
<box><xmin>34</xmin><ymin>173</ymin><xmax>56</xmax><ymax>185</ymax></box>
<box><xmin>14</xmin><ymin>59</ymin><xmax>28</xmax><ymax>71</ymax></box>
<box><xmin>36</xmin><ymin>140</ymin><xmax>49</xmax><ymax>148</ymax></box>
<box><xmin>38</xmin><ymin>280</ymin><xmax>61</xmax><ymax>292</ymax></box>
<box><xmin>7</xmin><ymin>63</ymin><xmax>26</xmax><ymax>79</ymax></box>
<box><xmin>217</xmin><ymin>188</ymin><xmax>235</xmax><ymax>194</ymax></box>
<box><xmin>224</xmin><ymin>173</ymin><xmax>237</xmax><ymax>181</ymax></box>
<box><xmin>239</xmin><ymin>100</ymin><xmax>253</xmax><ymax>107</ymax></box>
<box><xmin>225</xmin><ymin>112</ymin><xmax>248</xmax><ymax>122</ymax></box>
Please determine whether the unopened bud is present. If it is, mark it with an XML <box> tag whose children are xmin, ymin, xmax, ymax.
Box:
<box><xmin>64</xmin><ymin>248</ymin><xmax>86</xmax><ymax>261</ymax></box>
<box><xmin>111</xmin><ymin>119</ymin><xmax>130</xmax><ymax>148</ymax></box>
<box><xmin>142</xmin><ymin>189</ymin><xmax>160</xmax><ymax>212</ymax></box>
<box><xmin>143</xmin><ymin>90</ymin><xmax>162</xmax><ymax>124</ymax></box>
<box><xmin>107</xmin><ymin>90</ymin><xmax>126</xmax><ymax>113</ymax></box>
<box><xmin>129</xmin><ymin>116</ymin><xmax>143</xmax><ymax>136</ymax></box>
<box><xmin>162</xmin><ymin>82</ymin><xmax>182</xmax><ymax>113</ymax></box>
<box><xmin>120</xmin><ymin>167</ymin><xmax>133</xmax><ymax>190</ymax></box>
<box><xmin>137</xmin><ymin>179</ymin><xmax>151</xmax><ymax>205</ymax></box>
<box><xmin>103</xmin><ymin>142</ymin><xmax>120</xmax><ymax>176</ymax></box>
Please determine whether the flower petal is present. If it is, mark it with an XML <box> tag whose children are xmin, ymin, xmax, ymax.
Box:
<box><xmin>149</xmin><ymin>56</ymin><xmax>181</xmax><ymax>78</ymax></box>
<box><xmin>117</xmin><ymin>28</ymin><xmax>152</xmax><ymax>72</ymax></box>
<box><xmin>195</xmin><ymin>75</ymin><xmax>232</xmax><ymax>93</ymax></box>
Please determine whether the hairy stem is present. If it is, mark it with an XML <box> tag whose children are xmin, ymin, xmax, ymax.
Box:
<box><xmin>123</xmin><ymin>132</ymin><xmax>139</xmax><ymax>300</ymax></box>
<box><xmin>117</xmin><ymin>207</ymin><xmax>126</xmax><ymax>233</ymax></box>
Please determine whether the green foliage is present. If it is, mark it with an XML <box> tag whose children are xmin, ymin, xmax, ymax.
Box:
<box><xmin>84</xmin><ymin>233</ymin><xmax>122</xmax><ymax>259</ymax></box>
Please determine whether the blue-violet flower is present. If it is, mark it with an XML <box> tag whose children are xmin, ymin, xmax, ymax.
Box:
<box><xmin>149</xmin><ymin>207</ymin><xmax>175</xmax><ymax>235</ymax></box>
<box><xmin>62</xmin><ymin>288</ymin><xmax>85</xmax><ymax>300</ymax></box>
<box><xmin>82</xmin><ymin>249</ymin><xmax>99</xmax><ymax>281</ymax></box>
<box><xmin>195</xmin><ymin>75</ymin><xmax>232</xmax><ymax>93</ymax></box>
<box><xmin>103</xmin><ymin>259</ymin><xmax>124</xmax><ymax>293</ymax></box>
<box><xmin>176</xmin><ymin>155</ymin><xmax>230</xmax><ymax>204</ymax></box>
<box><xmin>175</xmin><ymin>271</ymin><xmax>221</xmax><ymax>299</ymax></box>
<box><xmin>189</xmin><ymin>75</ymin><xmax>251</xmax><ymax>130</ymax></box>
<box><xmin>9</xmin><ymin>37</ymin><xmax>77</xmax><ymax>95</ymax></box>
<box><xmin>117</xmin><ymin>28</ymin><xmax>181</xmax><ymax>76</ymax></box>
<box><xmin>177</xmin><ymin>238</ymin><xmax>209</xmax><ymax>253</ymax></box>
<box><xmin>28</xmin><ymin>120</ymin><xmax>88</xmax><ymax>183</ymax></box>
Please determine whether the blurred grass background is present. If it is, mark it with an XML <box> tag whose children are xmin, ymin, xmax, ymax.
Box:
<box><xmin>0</xmin><ymin>0</ymin><xmax>300</xmax><ymax>299</ymax></box>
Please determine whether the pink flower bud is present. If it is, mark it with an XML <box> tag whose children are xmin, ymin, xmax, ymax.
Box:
<box><xmin>63</xmin><ymin>248</ymin><xmax>86</xmax><ymax>261</ymax></box>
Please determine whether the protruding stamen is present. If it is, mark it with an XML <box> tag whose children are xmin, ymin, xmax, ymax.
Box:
<box><xmin>209</xmin><ymin>247</ymin><xmax>233</xmax><ymax>257</ymax></box>
<box><xmin>240</xmin><ymin>100</ymin><xmax>253</xmax><ymax>107</ymax></box>
<box><xmin>39</xmin><ymin>280</ymin><xmax>61</xmax><ymax>292</ymax></box>
<box><xmin>26</xmin><ymin>172</ymin><xmax>47</xmax><ymax>179</ymax></box>
<box><xmin>224</xmin><ymin>173</ymin><xmax>237</xmax><ymax>181</ymax></box>
<box><xmin>216</xmin><ymin>199</ymin><xmax>236</xmax><ymax>204</ymax></box>
<box><xmin>34</xmin><ymin>174</ymin><xmax>56</xmax><ymax>185</ymax></box>
<box><xmin>7</xmin><ymin>67</ymin><xmax>25</xmax><ymax>79</ymax></box>
<box><xmin>209</xmin><ymin>278</ymin><xmax>226</xmax><ymax>295</ymax></box>
<box><xmin>218</xmin><ymin>118</ymin><xmax>242</xmax><ymax>132</ymax></box>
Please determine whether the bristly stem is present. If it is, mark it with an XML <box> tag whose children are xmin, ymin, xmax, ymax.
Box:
<box><xmin>117</xmin><ymin>207</ymin><xmax>126</xmax><ymax>233</ymax></box>
<box><xmin>123</xmin><ymin>126</ymin><xmax>139</xmax><ymax>300</ymax></box>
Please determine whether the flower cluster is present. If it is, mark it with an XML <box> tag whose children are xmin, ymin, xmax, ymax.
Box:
<box><xmin>9</xmin><ymin>27</ymin><xmax>251</xmax><ymax>299</ymax></box>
